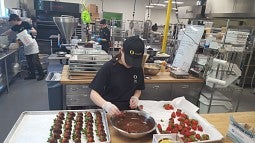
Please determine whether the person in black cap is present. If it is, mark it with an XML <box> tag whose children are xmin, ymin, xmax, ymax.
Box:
<box><xmin>97</xmin><ymin>19</ymin><xmax>110</xmax><ymax>53</ymax></box>
<box><xmin>1</xmin><ymin>14</ymin><xmax>45</xmax><ymax>81</ymax></box>
<box><xmin>89</xmin><ymin>36</ymin><xmax>145</xmax><ymax>116</ymax></box>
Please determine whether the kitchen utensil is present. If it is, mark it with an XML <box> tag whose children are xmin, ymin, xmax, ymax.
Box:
<box><xmin>110</xmin><ymin>110</ymin><xmax>156</xmax><ymax>138</ymax></box>
<box><xmin>144</xmin><ymin>63</ymin><xmax>160</xmax><ymax>76</ymax></box>
<box><xmin>56</xmin><ymin>51</ymin><xmax>67</xmax><ymax>57</ymax></box>
<box><xmin>146</xmin><ymin>47</ymin><xmax>158</xmax><ymax>57</ymax></box>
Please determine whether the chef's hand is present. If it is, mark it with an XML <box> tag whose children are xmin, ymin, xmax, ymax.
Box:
<box><xmin>102</xmin><ymin>102</ymin><xmax>121</xmax><ymax>116</ymax></box>
<box><xmin>129</xmin><ymin>96</ymin><xmax>139</xmax><ymax>109</ymax></box>
<box><xmin>97</xmin><ymin>38</ymin><xmax>102</xmax><ymax>43</ymax></box>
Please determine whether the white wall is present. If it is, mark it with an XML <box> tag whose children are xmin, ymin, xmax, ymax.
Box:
<box><xmin>4</xmin><ymin>0</ymin><xmax>19</xmax><ymax>8</ymax></box>
<box><xmin>34</xmin><ymin>0</ymin><xmax>148</xmax><ymax>22</ymax></box>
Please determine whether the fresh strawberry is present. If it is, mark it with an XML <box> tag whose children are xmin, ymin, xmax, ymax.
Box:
<box><xmin>169</xmin><ymin>117</ymin><xmax>174</xmax><ymax>123</ymax></box>
<box><xmin>166</xmin><ymin>126</ymin><xmax>172</xmax><ymax>132</ymax></box>
<box><xmin>171</xmin><ymin>112</ymin><xmax>176</xmax><ymax>118</ymax></box>
<box><xmin>191</xmin><ymin>119</ymin><xmax>198</xmax><ymax>125</ymax></box>
<box><xmin>191</xmin><ymin>124</ymin><xmax>197</xmax><ymax>130</ymax></box>
<box><xmin>184</xmin><ymin>131</ymin><xmax>191</xmax><ymax>137</ymax></box>
<box><xmin>178</xmin><ymin>125</ymin><xmax>183</xmax><ymax>131</ymax></box>
<box><xmin>176</xmin><ymin>109</ymin><xmax>182</xmax><ymax>117</ymax></box>
<box><xmin>178</xmin><ymin>117</ymin><xmax>185</xmax><ymax>122</ymax></box>
<box><xmin>184</xmin><ymin>119</ymin><xmax>190</xmax><ymax>125</ymax></box>
<box><xmin>197</xmin><ymin>125</ymin><xmax>203</xmax><ymax>131</ymax></box>
<box><xmin>171</xmin><ymin>128</ymin><xmax>178</xmax><ymax>133</ymax></box>
<box><xmin>180</xmin><ymin>113</ymin><xmax>188</xmax><ymax>119</ymax></box>
<box><xmin>189</xmin><ymin>135</ymin><xmax>197</xmax><ymax>142</ymax></box>
<box><xmin>157</xmin><ymin>124</ymin><xmax>162</xmax><ymax>133</ymax></box>
<box><xmin>190</xmin><ymin>131</ymin><xmax>196</xmax><ymax>135</ymax></box>
<box><xmin>163</xmin><ymin>104</ymin><xmax>174</xmax><ymax>110</ymax></box>
<box><xmin>201</xmin><ymin>134</ymin><xmax>210</xmax><ymax>140</ymax></box>
<box><xmin>195</xmin><ymin>134</ymin><xmax>201</xmax><ymax>140</ymax></box>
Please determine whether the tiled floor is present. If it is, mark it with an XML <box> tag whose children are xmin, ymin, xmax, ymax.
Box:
<box><xmin>0</xmin><ymin>65</ymin><xmax>254</xmax><ymax>142</ymax></box>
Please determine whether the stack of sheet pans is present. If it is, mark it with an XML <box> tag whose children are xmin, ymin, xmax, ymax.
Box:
<box><xmin>68</xmin><ymin>54</ymin><xmax>112</xmax><ymax>79</ymax></box>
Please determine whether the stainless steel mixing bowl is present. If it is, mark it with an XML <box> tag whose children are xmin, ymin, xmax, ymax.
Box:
<box><xmin>110</xmin><ymin>110</ymin><xmax>156</xmax><ymax>138</ymax></box>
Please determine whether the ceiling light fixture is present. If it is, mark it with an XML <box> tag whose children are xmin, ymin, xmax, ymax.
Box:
<box><xmin>146</xmin><ymin>5</ymin><xmax>155</xmax><ymax>8</ymax></box>
<box><xmin>164</xmin><ymin>1</ymin><xmax>184</xmax><ymax>4</ymax></box>
<box><xmin>150</xmin><ymin>3</ymin><xmax>166</xmax><ymax>7</ymax></box>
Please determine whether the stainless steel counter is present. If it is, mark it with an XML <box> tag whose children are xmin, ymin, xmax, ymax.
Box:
<box><xmin>0</xmin><ymin>49</ymin><xmax>19</xmax><ymax>93</ymax></box>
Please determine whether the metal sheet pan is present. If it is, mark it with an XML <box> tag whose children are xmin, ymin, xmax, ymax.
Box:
<box><xmin>4</xmin><ymin>109</ymin><xmax>110</xmax><ymax>143</ymax></box>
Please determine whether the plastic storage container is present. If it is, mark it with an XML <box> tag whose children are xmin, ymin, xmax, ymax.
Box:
<box><xmin>45</xmin><ymin>72</ymin><xmax>63</xmax><ymax>110</ymax></box>
<box><xmin>199</xmin><ymin>91</ymin><xmax>233</xmax><ymax>113</ymax></box>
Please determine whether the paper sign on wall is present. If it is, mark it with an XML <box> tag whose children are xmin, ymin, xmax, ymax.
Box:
<box><xmin>172</xmin><ymin>25</ymin><xmax>204</xmax><ymax>72</ymax></box>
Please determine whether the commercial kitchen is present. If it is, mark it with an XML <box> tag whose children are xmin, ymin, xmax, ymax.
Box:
<box><xmin>0</xmin><ymin>0</ymin><xmax>255</xmax><ymax>143</ymax></box>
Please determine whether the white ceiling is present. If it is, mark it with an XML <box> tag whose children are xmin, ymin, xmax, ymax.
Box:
<box><xmin>146</xmin><ymin>0</ymin><xmax>197</xmax><ymax>10</ymax></box>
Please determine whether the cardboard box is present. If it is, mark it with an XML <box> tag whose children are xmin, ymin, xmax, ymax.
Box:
<box><xmin>87</xmin><ymin>4</ymin><xmax>98</xmax><ymax>13</ymax></box>
<box><xmin>90</xmin><ymin>12</ymin><xmax>100</xmax><ymax>21</ymax></box>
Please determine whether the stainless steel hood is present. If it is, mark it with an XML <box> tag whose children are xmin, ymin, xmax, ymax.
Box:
<box><xmin>206</xmin><ymin>0</ymin><xmax>255</xmax><ymax>18</ymax></box>
<box><xmin>178</xmin><ymin>0</ymin><xmax>255</xmax><ymax>19</ymax></box>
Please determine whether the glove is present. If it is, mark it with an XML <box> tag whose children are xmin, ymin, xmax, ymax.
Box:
<box><xmin>129</xmin><ymin>96</ymin><xmax>139</xmax><ymax>109</ymax></box>
<box><xmin>97</xmin><ymin>38</ymin><xmax>102</xmax><ymax>43</ymax></box>
<box><xmin>57</xmin><ymin>41</ymin><xmax>61</xmax><ymax>47</ymax></box>
<box><xmin>102</xmin><ymin>102</ymin><xmax>121</xmax><ymax>116</ymax></box>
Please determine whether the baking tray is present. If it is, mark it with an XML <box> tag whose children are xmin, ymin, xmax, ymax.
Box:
<box><xmin>139</xmin><ymin>97</ymin><xmax>224</xmax><ymax>143</ymax></box>
<box><xmin>4</xmin><ymin>109</ymin><xmax>110</xmax><ymax>143</ymax></box>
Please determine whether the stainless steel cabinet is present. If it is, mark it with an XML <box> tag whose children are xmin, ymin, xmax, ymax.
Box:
<box><xmin>141</xmin><ymin>82</ymin><xmax>203</xmax><ymax>105</ymax></box>
<box><xmin>141</xmin><ymin>83</ymin><xmax>172</xmax><ymax>101</ymax></box>
<box><xmin>65</xmin><ymin>84</ymin><xmax>95</xmax><ymax>108</ymax></box>
<box><xmin>171</xmin><ymin>83</ymin><xmax>203</xmax><ymax>105</ymax></box>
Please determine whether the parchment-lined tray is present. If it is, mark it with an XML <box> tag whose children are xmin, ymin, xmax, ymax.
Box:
<box><xmin>4</xmin><ymin>109</ymin><xmax>110</xmax><ymax>143</ymax></box>
<box><xmin>139</xmin><ymin>97</ymin><xmax>224</xmax><ymax>142</ymax></box>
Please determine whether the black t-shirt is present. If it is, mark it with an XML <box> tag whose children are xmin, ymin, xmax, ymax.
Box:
<box><xmin>11</xmin><ymin>21</ymin><xmax>34</xmax><ymax>38</ymax></box>
<box><xmin>99</xmin><ymin>27</ymin><xmax>110</xmax><ymax>52</ymax></box>
<box><xmin>99</xmin><ymin>27</ymin><xmax>110</xmax><ymax>43</ymax></box>
<box><xmin>89</xmin><ymin>59</ymin><xmax>145</xmax><ymax>110</ymax></box>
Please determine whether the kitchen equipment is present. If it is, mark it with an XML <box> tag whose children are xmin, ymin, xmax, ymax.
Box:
<box><xmin>53</xmin><ymin>15</ymin><xmax>79</xmax><ymax>44</ymax></box>
<box><xmin>110</xmin><ymin>110</ymin><xmax>156</xmax><ymax>138</ymax></box>
<box><xmin>9</xmin><ymin>8</ymin><xmax>21</xmax><ymax>17</ymax></box>
<box><xmin>144</xmin><ymin>63</ymin><xmax>160</xmax><ymax>76</ymax></box>
<box><xmin>56</xmin><ymin>51</ymin><xmax>67</xmax><ymax>57</ymax></box>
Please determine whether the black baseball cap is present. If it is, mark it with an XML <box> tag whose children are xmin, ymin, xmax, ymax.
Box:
<box><xmin>100</xmin><ymin>19</ymin><xmax>106</xmax><ymax>24</ymax></box>
<box><xmin>123</xmin><ymin>36</ymin><xmax>145</xmax><ymax>67</ymax></box>
<box><xmin>9</xmin><ymin>14</ymin><xmax>20</xmax><ymax>21</ymax></box>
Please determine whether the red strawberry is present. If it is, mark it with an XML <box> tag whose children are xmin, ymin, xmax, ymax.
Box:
<box><xmin>191</xmin><ymin>125</ymin><xmax>197</xmax><ymax>130</ymax></box>
<box><xmin>171</xmin><ymin>112</ymin><xmax>176</xmax><ymax>118</ymax></box>
<box><xmin>171</xmin><ymin>128</ymin><xmax>178</xmax><ymax>133</ymax></box>
<box><xmin>191</xmin><ymin>119</ymin><xmax>198</xmax><ymax>125</ymax></box>
<box><xmin>180</xmin><ymin>113</ymin><xmax>188</xmax><ymax>119</ymax></box>
<box><xmin>176</xmin><ymin>109</ymin><xmax>182</xmax><ymax>117</ymax></box>
<box><xmin>169</xmin><ymin>117</ymin><xmax>174</xmax><ymax>123</ymax></box>
<box><xmin>195</xmin><ymin>134</ymin><xmax>201</xmax><ymax>140</ymax></box>
<box><xmin>198</xmin><ymin>125</ymin><xmax>203</xmax><ymax>131</ymax></box>
<box><xmin>163</xmin><ymin>104</ymin><xmax>174</xmax><ymax>110</ymax></box>
<box><xmin>178</xmin><ymin>125</ymin><xmax>183</xmax><ymax>131</ymax></box>
<box><xmin>184</xmin><ymin>131</ymin><xmax>191</xmax><ymax>137</ymax></box>
<box><xmin>178</xmin><ymin>117</ymin><xmax>185</xmax><ymax>122</ymax></box>
<box><xmin>157</xmin><ymin>124</ymin><xmax>162</xmax><ymax>133</ymax></box>
<box><xmin>166</xmin><ymin>126</ymin><xmax>172</xmax><ymax>132</ymax></box>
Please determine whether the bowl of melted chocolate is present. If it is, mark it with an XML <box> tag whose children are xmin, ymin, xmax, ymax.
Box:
<box><xmin>110</xmin><ymin>110</ymin><xmax>156</xmax><ymax>138</ymax></box>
